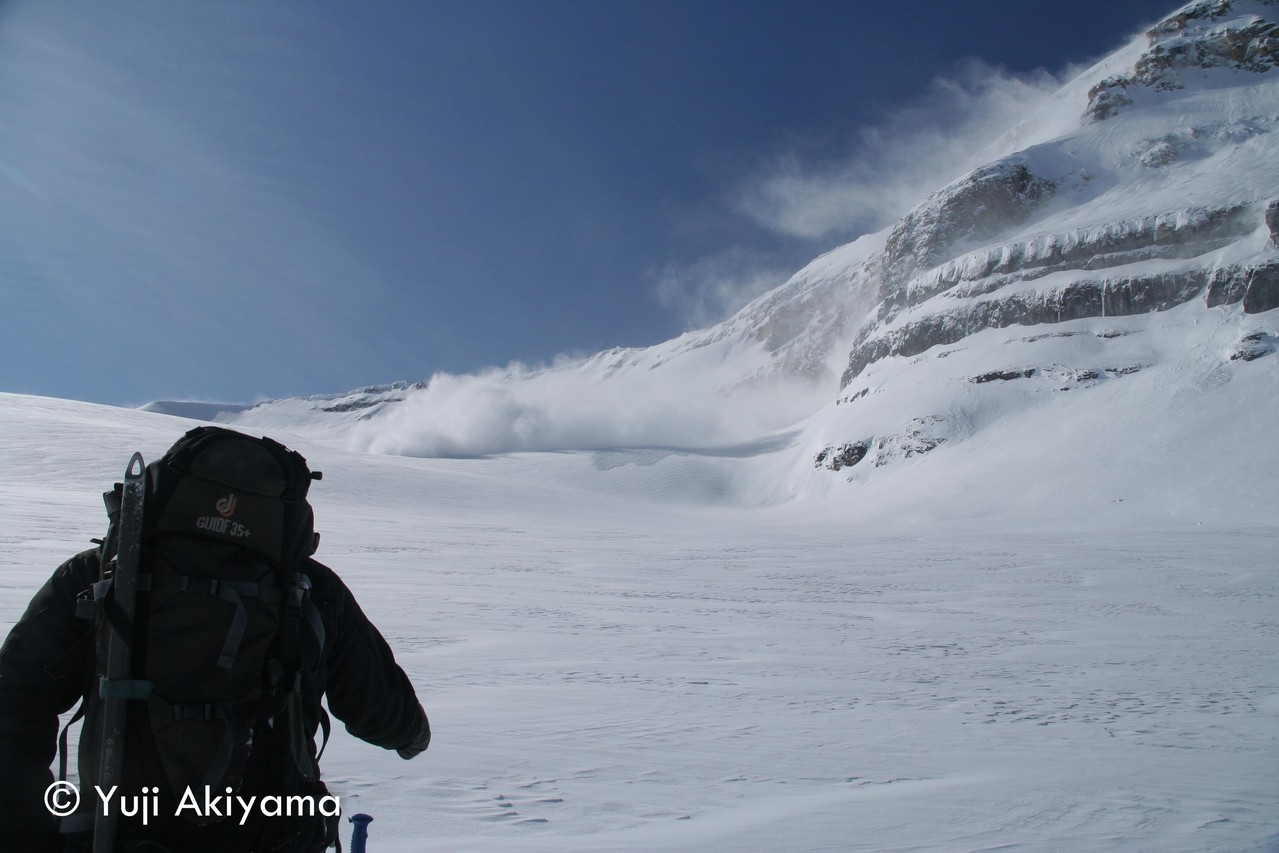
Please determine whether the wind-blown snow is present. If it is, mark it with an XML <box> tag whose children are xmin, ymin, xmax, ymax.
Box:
<box><xmin>346</xmin><ymin>354</ymin><xmax>822</xmax><ymax>459</ymax></box>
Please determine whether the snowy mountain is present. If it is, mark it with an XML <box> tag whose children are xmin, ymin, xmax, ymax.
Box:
<box><xmin>186</xmin><ymin>0</ymin><xmax>1279</xmax><ymax>521</ymax></box>
<box><xmin>794</xmin><ymin>0</ymin><xmax>1279</xmax><ymax>507</ymax></box>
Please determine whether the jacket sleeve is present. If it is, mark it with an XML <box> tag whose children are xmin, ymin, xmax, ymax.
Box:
<box><xmin>0</xmin><ymin>551</ymin><xmax>97</xmax><ymax>852</ymax></box>
<box><xmin>307</xmin><ymin>561</ymin><xmax>431</xmax><ymax>758</ymax></box>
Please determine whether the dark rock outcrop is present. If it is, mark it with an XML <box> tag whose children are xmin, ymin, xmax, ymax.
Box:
<box><xmin>815</xmin><ymin>418</ymin><xmax>947</xmax><ymax>474</ymax></box>
<box><xmin>814</xmin><ymin>441</ymin><xmax>870</xmax><ymax>471</ymax></box>
<box><xmin>920</xmin><ymin>204</ymin><xmax>1251</xmax><ymax>305</ymax></box>
<box><xmin>971</xmin><ymin>369</ymin><xmax>1035</xmax><ymax>383</ymax></box>
<box><xmin>1243</xmin><ymin>260</ymin><xmax>1279</xmax><ymax>312</ymax></box>
<box><xmin>841</xmin><ymin>194</ymin><xmax>1275</xmax><ymax>387</ymax></box>
<box><xmin>877</xmin><ymin>161</ymin><xmax>1057</xmax><ymax>324</ymax></box>
<box><xmin>843</xmin><ymin>268</ymin><xmax>1222</xmax><ymax>387</ymax></box>
<box><xmin>1265</xmin><ymin>199</ymin><xmax>1279</xmax><ymax>245</ymax></box>
<box><xmin>1086</xmin><ymin>0</ymin><xmax>1279</xmax><ymax>122</ymax></box>
<box><xmin>1229</xmin><ymin>330</ymin><xmax>1278</xmax><ymax>359</ymax></box>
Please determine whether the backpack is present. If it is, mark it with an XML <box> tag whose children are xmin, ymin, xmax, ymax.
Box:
<box><xmin>66</xmin><ymin>427</ymin><xmax>337</xmax><ymax>850</ymax></box>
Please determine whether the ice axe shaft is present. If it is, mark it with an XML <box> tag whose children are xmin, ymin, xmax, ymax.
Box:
<box><xmin>92</xmin><ymin>452</ymin><xmax>147</xmax><ymax>853</ymax></box>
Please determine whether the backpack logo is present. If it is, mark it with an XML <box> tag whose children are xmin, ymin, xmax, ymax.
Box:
<box><xmin>197</xmin><ymin>494</ymin><xmax>251</xmax><ymax>539</ymax></box>
<box><xmin>216</xmin><ymin>494</ymin><xmax>238</xmax><ymax>518</ymax></box>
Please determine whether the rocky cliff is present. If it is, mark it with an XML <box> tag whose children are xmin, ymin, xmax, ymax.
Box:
<box><xmin>838</xmin><ymin>1</ymin><xmax>1279</xmax><ymax>393</ymax></box>
<box><xmin>804</xmin><ymin>0</ymin><xmax>1279</xmax><ymax>479</ymax></box>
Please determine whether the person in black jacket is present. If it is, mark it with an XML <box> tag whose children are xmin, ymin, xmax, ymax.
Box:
<box><xmin>0</xmin><ymin>432</ymin><xmax>431</xmax><ymax>853</ymax></box>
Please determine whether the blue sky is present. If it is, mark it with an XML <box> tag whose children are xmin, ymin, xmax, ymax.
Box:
<box><xmin>1</xmin><ymin>0</ymin><xmax>1177</xmax><ymax>406</ymax></box>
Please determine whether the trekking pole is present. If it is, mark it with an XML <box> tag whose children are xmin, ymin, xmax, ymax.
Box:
<box><xmin>349</xmin><ymin>813</ymin><xmax>373</xmax><ymax>853</ymax></box>
<box><xmin>93</xmin><ymin>453</ymin><xmax>149</xmax><ymax>853</ymax></box>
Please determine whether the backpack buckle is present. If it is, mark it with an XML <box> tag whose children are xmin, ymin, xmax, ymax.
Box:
<box><xmin>99</xmin><ymin>677</ymin><xmax>153</xmax><ymax>700</ymax></box>
<box><xmin>75</xmin><ymin>593</ymin><xmax>97</xmax><ymax>622</ymax></box>
<box><xmin>179</xmin><ymin>576</ymin><xmax>220</xmax><ymax>596</ymax></box>
<box><xmin>286</xmin><ymin>574</ymin><xmax>309</xmax><ymax>620</ymax></box>
<box><xmin>173</xmin><ymin>702</ymin><xmax>219</xmax><ymax>721</ymax></box>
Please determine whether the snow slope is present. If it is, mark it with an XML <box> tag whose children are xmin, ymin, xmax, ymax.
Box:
<box><xmin>1</xmin><ymin>393</ymin><xmax>1276</xmax><ymax>852</ymax></box>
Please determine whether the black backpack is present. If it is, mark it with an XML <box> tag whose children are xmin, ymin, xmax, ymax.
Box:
<box><xmin>67</xmin><ymin>427</ymin><xmax>337</xmax><ymax>850</ymax></box>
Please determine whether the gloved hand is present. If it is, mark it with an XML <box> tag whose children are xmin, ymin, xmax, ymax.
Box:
<box><xmin>396</xmin><ymin>715</ymin><xmax>431</xmax><ymax>760</ymax></box>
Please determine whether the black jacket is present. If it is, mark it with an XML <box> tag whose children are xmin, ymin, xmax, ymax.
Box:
<box><xmin>0</xmin><ymin>550</ymin><xmax>430</xmax><ymax>853</ymax></box>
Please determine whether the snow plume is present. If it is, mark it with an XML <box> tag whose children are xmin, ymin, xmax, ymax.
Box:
<box><xmin>651</xmin><ymin>246</ymin><xmax>793</xmax><ymax>331</ymax></box>
<box><xmin>735</xmin><ymin>59</ymin><xmax>1071</xmax><ymax>242</ymax></box>
<box><xmin>348</xmin><ymin>352</ymin><xmax>822</xmax><ymax>458</ymax></box>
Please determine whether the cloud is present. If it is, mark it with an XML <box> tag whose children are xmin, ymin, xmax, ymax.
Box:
<box><xmin>734</xmin><ymin>59</ymin><xmax>1070</xmax><ymax>242</ymax></box>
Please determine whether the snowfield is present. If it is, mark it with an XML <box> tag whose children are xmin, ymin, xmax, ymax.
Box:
<box><xmin>1</xmin><ymin>392</ymin><xmax>1275</xmax><ymax>852</ymax></box>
